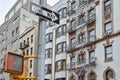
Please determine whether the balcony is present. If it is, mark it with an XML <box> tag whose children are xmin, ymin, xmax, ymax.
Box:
<box><xmin>67</xmin><ymin>25</ymin><xmax>76</xmax><ymax>33</ymax></box>
<box><xmin>19</xmin><ymin>41</ymin><xmax>29</xmax><ymax>50</ymax></box>
<box><xmin>87</xmin><ymin>14</ymin><xmax>96</xmax><ymax>24</ymax></box>
<box><xmin>66</xmin><ymin>43</ymin><xmax>76</xmax><ymax>53</ymax></box>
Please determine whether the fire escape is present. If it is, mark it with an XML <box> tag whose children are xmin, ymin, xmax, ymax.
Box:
<box><xmin>67</xmin><ymin>0</ymin><xmax>98</xmax><ymax>76</ymax></box>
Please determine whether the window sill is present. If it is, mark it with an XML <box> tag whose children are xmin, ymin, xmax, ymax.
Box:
<box><xmin>104</xmin><ymin>58</ymin><xmax>113</xmax><ymax>63</ymax></box>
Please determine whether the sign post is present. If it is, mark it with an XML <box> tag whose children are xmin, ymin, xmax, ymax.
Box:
<box><xmin>30</xmin><ymin>2</ymin><xmax>59</xmax><ymax>24</ymax></box>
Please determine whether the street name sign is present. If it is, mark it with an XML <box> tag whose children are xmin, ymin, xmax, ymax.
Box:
<box><xmin>30</xmin><ymin>2</ymin><xmax>59</xmax><ymax>24</ymax></box>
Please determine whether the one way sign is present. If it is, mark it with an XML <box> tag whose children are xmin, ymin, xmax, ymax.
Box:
<box><xmin>30</xmin><ymin>2</ymin><xmax>59</xmax><ymax>24</ymax></box>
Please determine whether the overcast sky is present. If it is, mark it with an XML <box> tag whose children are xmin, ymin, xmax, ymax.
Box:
<box><xmin>0</xmin><ymin>0</ymin><xmax>60</xmax><ymax>25</ymax></box>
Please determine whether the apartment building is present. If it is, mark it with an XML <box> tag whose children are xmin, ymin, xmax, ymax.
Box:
<box><xmin>44</xmin><ymin>0</ymin><xmax>67</xmax><ymax>80</ymax></box>
<box><xmin>66</xmin><ymin>0</ymin><xmax>120</xmax><ymax>80</ymax></box>
<box><xmin>0</xmin><ymin>0</ymin><xmax>40</xmax><ymax>79</ymax></box>
<box><xmin>19</xmin><ymin>25</ymin><xmax>38</xmax><ymax>78</ymax></box>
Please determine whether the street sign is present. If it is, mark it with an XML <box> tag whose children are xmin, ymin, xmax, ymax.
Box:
<box><xmin>4</xmin><ymin>52</ymin><xmax>24</xmax><ymax>74</ymax></box>
<box><xmin>30</xmin><ymin>2</ymin><xmax>59</xmax><ymax>24</ymax></box>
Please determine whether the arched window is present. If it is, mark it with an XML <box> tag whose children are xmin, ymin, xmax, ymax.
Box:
<box><xmin>79</xmin><ymin>74</ymin><xmax>85</xmax><ymax>80</ymax></box>
<box><xmin>70</xmin><ymin>75</ymin><xmax>76</xmax><ymax>80</ymax></box>
<box><xmin>106</xmin><ymin>70</ymin><xmax>114</xmax><ymax>80</ymax></box>
<box><xmin>103</xmin><ymin>67</ymin><xmax>115</xmax><ymax>80</ymax></box>
<box><xmin>78</xmin><ymin>69</ymin><xmax>86</xmax><ymax>80</ymax></box>
<box><xmin>89</xmin><ymin>73</ymin><xmax>96</xmax><ymax>80</ymax></box>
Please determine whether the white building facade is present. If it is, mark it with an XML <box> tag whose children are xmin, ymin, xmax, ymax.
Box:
<box><xmin>66</xmin><ymin>0</ymin><xmax>120</xmax><ymax>80</ymax></box>
<box><xmin>44</xmin><ymin>0</ymin><xmax>67</xmax><ymax>80</ymax></box>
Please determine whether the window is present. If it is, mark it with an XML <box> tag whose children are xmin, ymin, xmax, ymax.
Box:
<box><xmin>56</xmin><ymin>61</ymin><xmax>62</xmax><ymax>71</ymax></box>
<box><xmin>23</xmin><ymin>15</ymin><xmax>31</xmax><ymax>23</ymax></box>
<box><xmin>1</xmin><ymin>49</ymin><xmax>5</xmax><ymax>54</ymax></box>
<box><xmin>105</xmin><ymin>46</ymin><xmax>112</xmax><ymax>61</ymax></box>
<box><xmin>63</xmin><ymin>8</ymin><xmax>67</xmax><ymax>18</ymax></box>
<box><xmin>57</xmin><ymin>26</ymin><xmax>62</xmax><ymax>37</ymax></box>
<box><xmin>78</xmin><ymin>33</ymin><xmax>85</xmax><ymax>44</ymax></box>
<box><xmin>29</xmin><ymin>73</ymin><xmax>32</xmax><ymax>77</ymax></box>
<box><xmin>70</xmin><ymin>1</ymin><xmax>76</xmax><ymax>15</ymax></box>
<box><xmin>31</xmin><ymin>35</ymin><xmax>33</xmax><ymax>43</ymax></box>
<box><xmin>79</xmin><ymin>75</ymin><xmax>85</xmax><ymax>80</ymax></box>
<box><xmin>56</xmin><ymin>60</ymin><xmax>66</xmax><ymax>71</ymax></box>
<box><xmin>2</xmin><ymin>39</ymin><xmax>6</xmax><ymax>45</ymax></box>
<box><xmin>105</xmin><ymin>22</ymin><xmax>112</xmax><ymax>33</ymax></box>
<box><xmin>31</xmin><ymin>47</ymin><xmax>33</xmax><ymax>55</ymax></box>
<box><xmin>3</xmin><ymin>30</ymin><xmax>7</xmax><ymax>36</ymax></box>
<box><xmin>57</xmin><ymin>25</ymin><xmax>67</xmax><ymax>37</ymax></box>
<box><xmin>45</xmin><ymin>64</ymin><xmax>52</xmax><ymax>74</ymax></box>
<box><xmin>104</xmin><ymin>0</ymin><xmax>111</xmax><ymax>13</ymax></box>
<box><xmin>88</xmin><ymin>9</ymin><xmax>95</xmax><ymax>22</ymax></box>
<box><xmin>13</xmin><ymin>17</ymin><xmax>19</xmax><ymax>25</ymax></box>
<box><xmin>70</xmin><ymin>38</ymin><xmax>76</xmax><ymax>49</ymax></box>
<box><xmin>63</xmin><ymin>42</ymin><xmax>66</xmax><ymax>52</ymax></box>
<box><xmin>0</xmin><ymin>34</ymin><xmax>2</xmax><ymax>38</ymax></box>
<box><xmin>71</xmin><ymin>20</ymin><xmax>76</xmax><ymax>30</ymax></box>
<box><xmin>89</xmin><ymin>73</ymin><xmax>96</xmax><ymax>80</ymax></box>
<box><xmin>89</xmin><ymin>51</ymin><xmax>95</xmax><ymax>63</ymax></box>
<box><xmin>71</xmin><ymin>57</ymin><xmax>75</xmax><ymax>68</ymax></box>
<box><xmin>11</xmin><ymin>39</ymin><xmax>18</xmax><ymax>48</ymax></box>
<box><xmin>71</xmin><ymin>1</ymin><xmax>76</xmax><ymax>9</ymax></box>
<box><xmin>16</xmin><ymin>27</ymin><xmax>19</xmax><ymax>34</ymax></box>
<box><xmin>12</xmin><ymin>31</ymin><xmax>14</xmax><ymax>37</ymax></box>
<box><xmin>45</xmin><ymin>33</ymin><xmax>53</xmax><ymax>43</ymax></box>
<box><xmin>30</xmin><ymin>60</ymin><xmax>32</xmax><ymax>68</ymax></box>
<box><xmin>79</xmin><ymin>15</ymin><xmax>85</xmax><ymax>25</ymax></box>
<box><xmin>57</xmin><ymin>43</ymin><xmax>62</xmax><ymax>53</ymax></box>
<box><xmin>15</xmin><ymin>1</ymin><xmax>22</xmax><ymax>12</ymax></box>
<box><xmin>56</xmin><ymin>42</ymin><xmax>66</xmax><ymax>53</ymax></box>
<box><xmin>27</xmin><ymin>37</ymin><xmax>29</xmax><ymax>45</ymax></box>
<box><xmin>89</xmin><ymin>29</ymin><xmax>95</xmax><ymax>42</ymax></box>
<box><xmin>45</xmin><ymin>48</ymin><xmax>52</xmax><ymax>59</ymax></box>
<box><xmin>70</xmin><ymin>75</ymin><xmax>76</xmax><ymax>80</ymax></box>
<box><xmin>106</xmin><ymin>70</ymin><xmax>114</xmax><ymax>80</ymax></box>
<box><xmin>27</xmin><ymin>49</ymin><xmax>29</xmax><ymax>55</ymax></box>
<box><xmin>9</xmin><ymin>10</ymin><xmax>14</xmax><ymax>19</ymax></box>
<box><xmin>78</xmin><ymin>53</ymin><xmax>85</xmax><ymax>64</ymax></box>
<box><xmin>58</xmin><ymin>7</ymin><xmax>67</xmax><ymax>18</ymax></box>
<box><xmin>23</xmin><ymin>51</ymin><xmax>25</xmax><ymax>55</ymax></box>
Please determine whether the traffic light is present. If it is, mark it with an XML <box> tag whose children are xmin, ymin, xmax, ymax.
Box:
<box><xmin>4</xmin><ymin>52</ymin><xmax>24</xmax><ymax>75</ymax></box>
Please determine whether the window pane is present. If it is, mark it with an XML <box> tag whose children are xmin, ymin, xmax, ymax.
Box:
<box><xmin>15</xmin><ymin>1</ymin><xmax>22</xmax><ymax>12</ymax></box>
<box><xmin>105</xmin><ymin>22</ymin><xmax>112</xmax><ymax>33</ymax></box>
<box><xmin>71</xmin><ymin>1</ymin><xmax>76</xmax><ymax>9</ymax></box>
<box><xmin>89</xmin><ymin>29</ymin><xmax>95</xmax><ymax>41</ymax></box>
